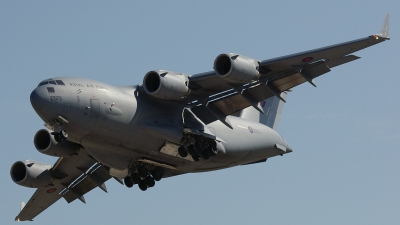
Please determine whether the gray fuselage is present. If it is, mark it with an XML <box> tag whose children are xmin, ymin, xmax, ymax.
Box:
<box><xmin>30</xmin><ymin>77</ymin><xmax>292</xmax><ymax>173</ymax></box>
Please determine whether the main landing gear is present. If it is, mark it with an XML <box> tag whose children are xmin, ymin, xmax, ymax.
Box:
<box><xmin>177</xmin><ymin>138</ymin><xmax>218</xmax><ymax>161</ymax></box>
<box><xmin>124</xmin><ymin>163</ymin><xmax>164</xmax><ymax>191</ymax></box>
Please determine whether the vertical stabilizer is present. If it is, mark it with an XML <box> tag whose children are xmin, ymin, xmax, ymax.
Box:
<box><xmin>239</xmin><ymin>92</ymin><xmax>287</xmax><ymax>130</ymax></box>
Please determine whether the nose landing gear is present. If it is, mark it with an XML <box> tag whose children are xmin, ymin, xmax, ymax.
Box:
<box><xmin>51</xmin><ymin>129</ymin><xmax>68</xmax><ymax>142</ymax></box>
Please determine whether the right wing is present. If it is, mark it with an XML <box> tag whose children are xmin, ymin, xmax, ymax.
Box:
<box><xmin>186</xmin><ymin>15</ymin><xmax>389</xmax><ymax>127</ymax></box>
<box><xmin>15</xmin><ymin>145</ymin><xmax>185</xmax><ymax>221</ymax></box>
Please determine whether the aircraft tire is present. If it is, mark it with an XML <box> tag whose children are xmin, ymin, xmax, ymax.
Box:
<box><xmin>138</xmin><ymin>181</ymin><xmax>148</xmax><ymax>191</ymax></box>
<box><xmin>200</xmin><ymin>151</ymin><xmax>210</xmax><ymax>160</ymax></box>
<box><xmin>131</xmin><ymin>173</ymin><xmax>141</xmax><ymax>184</ymax></box>
<box><xmin>138</xmin><ymin>166</ymin><xmax>148</xmax><ymax>178</ymax></box>
<box><xmin>151</xmin><ymin>170</ymin><xmax>162</xmax><ymax>181</ymax></box>
<box><xmin>53</xmin><ymin>133</ymin><xmax>63</xmax><ymax>142</ymax></box>
<box><xmin>194</xmin><ymin>141</ymin><xmax>204</xmax><ymax>152</ymax></box>
<box><xmin>124</xmin><ymin>177</ymin><xmax>134</xmax><ymax>188</ymax></box>
<box><xmin>192</xmin><ymin>154</ymin><xmax>200</xmax><ymax>161</ymax></box>
<box><xmin>187</xmin><ymin>144</ymin><xmax>196</xmax><ymax>156</ymax></box>
<box><xmin>178</xmin><ymin>146</ymin><xmax>188</xmax><ymax>158</ymax></box>
<box><xmin>60</xmin><ymin>130</ymin><xmax>68</xmax><ymax>140</ymax></box>
<box><xmin>208</xmin><ymin>146</ymin><xmax>218</xmax><ymax>156</ymax></box>
<box><xmin>145</xmin><ymin>176</ymin><xmax>155</xmax><ymax>187</ymax></box>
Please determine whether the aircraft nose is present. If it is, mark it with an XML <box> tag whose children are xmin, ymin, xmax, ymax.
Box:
<box><xmin>30</xmin><ymin>87</ymin><xmax>48</xmax><ymax>112</ymax></box>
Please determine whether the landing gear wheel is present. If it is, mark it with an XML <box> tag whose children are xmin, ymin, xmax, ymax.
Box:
<box><xmin>138</xmin><ymin>166</ymin><xmax>148</xmax><ymax>178</ymax></box>
<box><xmin>145</xmin><ymin>176</ymin><xmax>155</xmax><ymax>187</ymax></box>
<box><xmin>200</xmin><ymin>150</ymin><xmax>210</xmax><ymax>160</ymax></box>
<box><xmin>192</xmin><ymin>154</ymin><xmax>200</xmax><ymax>162</ymax></box>
<box><xmin>208</xmin><ymin>145</ymin><xmax>218</xmax><ymax>156</ymax></box>
<box><xmin>131</xmin><ymin>173</ymin><xmax>141</xmax><ymax>184</ymax></box>
<box><xmin>195</xmin><ymin>141</ymin><xmax>204</xmax><ymax>152</ymax></box>
<box><xmin>187</xmin><ymin>144</ymin><xmax>196</xmax><ymax>156</ymax></box>
<box><xmin>124</xmin><ymin>177</ymin><xmax>134</xmax><ymax>188</ymax></box>
<box><xmin>178</xmin><ymin>146</ymin><xmax>188</xmax><ymax>158</ymax></box>
<box><xmin>151</xmin><ymin>170</ymin><xmax>162</xmax><ymax>181</ymax></box>
<box><xmin>60</xmin><ymin>130</ymin><xmax>68</xmax><ymax>140</ymax></box>
<box><xmin>53</xmin><ymin>133</ymin><xmax>63</xmax><ymax>142</ymax></box>
<box><xmin>138</xmin><ymin>180</ymin><xmax>148</xmax><ymax>191</ymax></box>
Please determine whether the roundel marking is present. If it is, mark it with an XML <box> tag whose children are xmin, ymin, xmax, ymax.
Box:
<box><xmin>248</xmin><ymin>126</ymin><xmax>254</xmax><ymax>133</ymax></box>
<box><xmin>302</xmin><ymin>57</ymin><xmax>313</xmax><ymax>62</ymax></box>
<box><xmin>46</xmin><ymin>188</ymin><xmax>57</xmax><ymax>194</ymax></box>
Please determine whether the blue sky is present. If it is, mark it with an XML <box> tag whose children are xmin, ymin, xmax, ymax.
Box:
<box><xmin>1</xmin><ymin>1</ymin><xmax>399</xmax><ymax>224</ymax></box>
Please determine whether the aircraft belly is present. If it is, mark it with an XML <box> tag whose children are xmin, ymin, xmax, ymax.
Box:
<box><xmin>79</xmin><ymin>136</ymin><xmax>156</xmax><ymax>170</ymax></box>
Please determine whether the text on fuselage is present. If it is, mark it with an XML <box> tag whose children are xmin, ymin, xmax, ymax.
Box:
<box><xmin>69</xmin><ymin>83</ymin><xmax>108</xmax><ymax>90</ymax></box>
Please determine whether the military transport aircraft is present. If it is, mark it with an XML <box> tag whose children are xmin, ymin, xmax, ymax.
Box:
<box><xmin>10</xmin><ymin>15</ymin><xmax>389</xmax><ymax>221</ymax></box>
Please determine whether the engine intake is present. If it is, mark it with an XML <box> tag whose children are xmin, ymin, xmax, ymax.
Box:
<box><xmin>34</xmin><ymin>129</ymin><xmax>81</xmax><ymax>157</ymax></box>
<box><xmin>10</xmin><ymin>160</ymin><xmax>53</xmax><ymax>188</ymax></box>
<box><xmin>143</xmin><ymin>70</ymin><xmax>190</xmax><ymax>100</ymax></box>
<box><xmin>214</xmin><ymin>53</ymin><xmax>260</xmax><ymax>83</ymax></box>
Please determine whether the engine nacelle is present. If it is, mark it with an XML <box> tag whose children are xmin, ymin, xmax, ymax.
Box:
<box><xmin>34</xmin><ymin>129</ymin><xmax>80</xmax><ymax>157</ymax></box>
<box><xmin>214</xmin><ymin>53</ymin><xmax>260</xmax><ymax>83</ymax></box>
<box><xmin>143</xmin><ymin>70</ymin><xmax>190</xmax><ymax>100</ymax></box>
<box><xmin>10</xmin><ymin>160</ymin><xmax>54</xmax><ymax>188</ymax></box>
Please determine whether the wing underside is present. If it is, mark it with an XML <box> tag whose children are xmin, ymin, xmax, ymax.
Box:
<box><xmin>187</xmin><ymin>34</ymin><xmax>388</xmax><ymax>126</ymax></box>
<box><xmin>15</xmin><ymin>148</ymin><xmax>111</xmax><ymax>221</ymax></box>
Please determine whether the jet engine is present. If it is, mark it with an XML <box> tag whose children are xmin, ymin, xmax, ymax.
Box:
<box><xmin>214</xmin><ymin>53</ymin><xmax>260</xmax><ymax>83</ymax></box>
<box><xmin>10</xmin><ymin>160</ymin><xmax>54</xmax><ymax>188</ymax></box>
<box><xmin>34</xmin><ymin>129</ymin><xmax>81</xmax><ymax>157</ymax></box>
<box><xmin>143</xmin><ymin>70</ymin><xmax>190</xmax><ymax>100</ymax></box>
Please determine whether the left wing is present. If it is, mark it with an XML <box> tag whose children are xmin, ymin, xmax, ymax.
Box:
<box><xmin>15</xmin><ymin>148</ymin><xmax>111</xmax><ymax>221</ymax></box>
<box><xmin>186</xmin><ymin>17</ymin><xmax>389</xmax><ymax>127</ymax></box>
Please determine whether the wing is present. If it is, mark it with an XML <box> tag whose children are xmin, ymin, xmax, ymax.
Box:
<box><xmin>15</xmin><ymin>147</ymin><xmax>112</xmax><ymax>221</ymax></box>
<box><xmin>15</xmin><ymin>146</ymin><xmax>185</xmax><ymax>221</ymax></box>
<box><xmin>187</xmin><ymin>19</ymin><xmax>389</xmax><ymax>127</ymax></box>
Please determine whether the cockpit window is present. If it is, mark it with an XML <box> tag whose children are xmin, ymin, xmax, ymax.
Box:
<box><xmin>38</xmin><ymin>81</ymin><xmax>48</xmax><ymax>87</ymax></box>
<box><xmin>55</xmin><ymin>80</ymin><xmax>65</xmax><ymax>85</ymax></box>
<box><xmin>38</xmin><ymin>79</ymin><xmax>65</xmax><ymax>87</ymax></box>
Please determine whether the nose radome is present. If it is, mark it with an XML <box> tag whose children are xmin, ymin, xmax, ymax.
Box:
<box><xmin>30</xmin><ymin>87</ymin><xmax>48</xmax><ymax>113</ymax></box>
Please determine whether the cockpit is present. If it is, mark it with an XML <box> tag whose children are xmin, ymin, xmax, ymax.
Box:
<box><xmin>37</xmin><ymin>79</ymin><xmax>65</xmax><ymax>87</ymax></box>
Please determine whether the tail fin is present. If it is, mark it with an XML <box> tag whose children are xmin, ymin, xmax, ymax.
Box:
<box><xmin>239</xmin><ymin>92</ymin><xmax>287</xmax><ymax>130</ymax></box>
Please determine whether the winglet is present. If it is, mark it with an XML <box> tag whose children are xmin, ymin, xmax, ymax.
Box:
<box><xmin>20</xmin><ymin>202</ymin><xmax>26</xmax><ymax>211</ymax></box>
<box><xmin>379</xmin><ymin>14</ymin><xmax>389</xmax><ymax>38</ymax></box>
<box><xmin>15</xmin><ymin>202</ymin><xmax>33</xmax><ymax>221</ymax></box>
